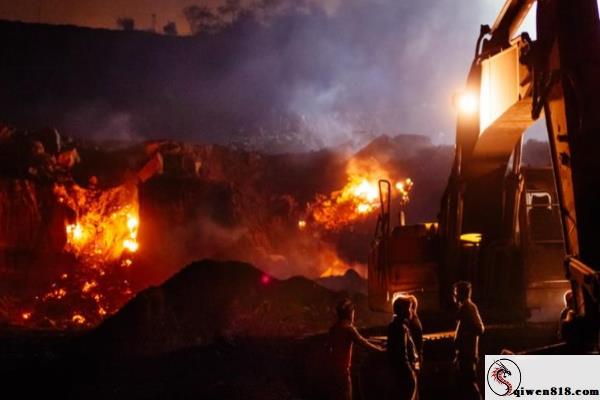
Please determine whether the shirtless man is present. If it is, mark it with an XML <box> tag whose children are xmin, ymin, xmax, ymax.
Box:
<box><xmin>328</xmin><ymin>298</ymin><xmax>384</xmax><ymax>400</ymax></box>
<box><xmin>453</xmin><ymin>281</ymin><xmax>484</xmax><ymax>400</ymax></box>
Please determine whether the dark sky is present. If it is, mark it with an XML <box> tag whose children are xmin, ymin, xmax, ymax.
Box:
<box><xmin>0</xmin><ymin>0</ymin><xmax>547</xmax><ymax>148</ymax></box>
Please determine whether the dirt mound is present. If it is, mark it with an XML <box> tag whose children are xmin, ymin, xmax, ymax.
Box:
<box><xmin>86</xmin><ymin>259</ymin><xmax>387</xmax><ymax>356</ymax></box>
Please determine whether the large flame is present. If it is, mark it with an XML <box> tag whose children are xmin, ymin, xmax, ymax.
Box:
<box><xmin>307</xmin><ymin>158</ymin><xmax>413</xmax><ymax>230</ymax></box>
<box><xmin>62</xmin><ymin>184</ymin><xmax>139</xmax><ymax>264</ymax></box>
<box><xmin>20</xmin><ymin>183</ymin><xmax>140</xmax><ymax>329</ymax></box>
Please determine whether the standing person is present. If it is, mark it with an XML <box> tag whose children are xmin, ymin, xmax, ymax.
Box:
<box><xmin>387</xmin><ymin>296</ymin><xmax>417</xmax><ymax>400</ymax></box>
<box><xmin>407</xmin><ymin>295</ymin><xmax>423</xmax><ymax>369</ymax></box>
<box><xmin>558</xmin><ymin>289</ymin><xmax>586</xmax><ymax>353</ymax></box>
<box><xmin>453</xmin><ymin>281</ymin><xmax>484</xmax><ymax>400</ymax></box>
<box><xmin>328</xmin><ymin>298</ymin><xmax>384</xmax><ymax>400</ymax></box>
<box><xmin>407</xmin><ymin>295</ymin><xmax>423</xmax><ymax>399</ymax></box>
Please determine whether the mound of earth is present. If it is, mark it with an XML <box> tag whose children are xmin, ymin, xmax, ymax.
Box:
<box><xmin>85</xmin><ymin>259</ymin><xmax>388</xmax><ymax>356</ymax></box>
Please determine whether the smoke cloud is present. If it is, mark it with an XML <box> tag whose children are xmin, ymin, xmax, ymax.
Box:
<box><xmin>0</xmin><ymin>0</ymin><xmax>521</xmax><ymax>152</ymax></box>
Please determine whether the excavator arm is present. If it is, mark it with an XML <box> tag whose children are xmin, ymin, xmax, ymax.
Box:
<box><xmin>448</xmin><ymin>0</ymin><xmax>600</xmax><ymax>351</ymax></box>
<box><xmin>537</xmin><ymin>0</ymin><xmax>600</xmax><ymax>348</ymax></box>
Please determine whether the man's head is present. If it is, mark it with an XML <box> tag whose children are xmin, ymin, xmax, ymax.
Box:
<box><xmin>453</xmin><ymin>281</ymin><xmax>472</xmax><ymax>304</ymax></box>
<box><xmin>336</xmin><ymin>298</ymin><xmax>355</xmax><ymax>322</ymax></box>
<box><xmin>393</xmin><ymin>296</ymin><xmax>412</xmax><ymax>320</ymax></box>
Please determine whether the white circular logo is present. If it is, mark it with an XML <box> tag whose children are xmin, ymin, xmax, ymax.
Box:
<box><xmin>487</xmin><ymin>358</ymin><xmax>522</xmax><ymax>396</ymax></box>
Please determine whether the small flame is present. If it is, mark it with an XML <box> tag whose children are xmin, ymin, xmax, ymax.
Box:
<box><xmin>395</xmin><ymin>178</ymin><xmax>414</xmax><ymax>205</ymax></box>
<box><xmin>127</xmin><ymin>214</ymin><xmax>139</xmax><ymax>231</ymax></box>
<box><xmin>82</xmin><ymin>281</ymin><xmax>97</xmax><ymax>293</ymax></box>
<box><xmin>356</xmin><ymin>203</ymin><xmax>372</xmax><ymax>214</ymax></box>
<box><xmin>123</xmin><ymin>239</ymin><xmax>139</xmax><ymax>252</ymax></box>
<box><xmin>66</xmin><ymin>223</ymin><xmax>85</xmax><ymax>242</ymax></box>
<box><xmin>317</xmin><ymin>246</ymin><xmax>365</xmax><ymax>278</ymax></box>
<box><xmin>297</xmin><ymin>220</ymin><xmax>307</xmax><ymax>229</ymax></box>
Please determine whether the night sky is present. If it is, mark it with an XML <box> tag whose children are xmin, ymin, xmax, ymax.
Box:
<box><xmin>0</xmin><ymin>0</ymin><xmax>548</xmax><ymax>148</ymax></box>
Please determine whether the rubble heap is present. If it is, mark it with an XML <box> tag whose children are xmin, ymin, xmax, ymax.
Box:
<box><xmin>86</xmin><ymin>259</ymin><xmax>388</xmax><ymax>356</ymax></box>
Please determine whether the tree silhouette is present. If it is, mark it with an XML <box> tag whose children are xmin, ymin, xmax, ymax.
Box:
<box><xmin>183</xmin><ymin>5</ymin><xmax>223</xmax><ymax>35</ymax></box>
<box><xmin>217</xmin><ymin>0</ymin><xmax>243</xmax><ymax>22</ymax></box>
<box><xmin>116</xmin><ymin>17</ymin><xmax>135</xmax><ymax>31</ymax></box>
<box><xmin>163</xmin><ymin>21</ymin><xmax>178</xmax><ymax>36</ymax></box>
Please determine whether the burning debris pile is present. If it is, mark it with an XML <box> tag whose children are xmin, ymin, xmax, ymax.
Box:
<box><xmin>0</xmin><ymin>125</ymin><xmax>147</xmax><ymax>329</ymax></box>
<box><xmin>30</xmin><ymin>183</ymin><xmax>140</xmax><ymax>328</ymax></box>
<box><xmin>1</xmin><ymin>122</ymin><xmax>454</xmax><ymax>331</ymax></box>
<box><xmin>61</xmin><ymin>184</ymin><xmax>139</xmax><ymax>263</ymax></box>
<box><xmin>305</xmin><ymin>157</ymin><xmax>414</xmax><ymax>230</ymax></box>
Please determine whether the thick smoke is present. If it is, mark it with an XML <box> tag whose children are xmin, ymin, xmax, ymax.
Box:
<box><xmin>1</xmin><ymin>0</ymin><xmax>514</xmax><ymax>152</ymax></box>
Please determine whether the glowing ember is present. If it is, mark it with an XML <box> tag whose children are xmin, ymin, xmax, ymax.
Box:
<box><xmin>43</xmin><ymin>288</ymin><xmax>67</xmax><ymax>300</ymax></box>
<box><xmin>82</xmin><ymin>281</ymin><xmax>97</xmax><ymax>293</ymax></box>
<box><xmin>21</xmin><ymin>312</ymin><xmax>31</xmax><ymax>321</ymax></box>
<box><xmin>297</xmin><ymin>220</ymin><xmax>307</xmax><ymax>229</ymax></box>
<box><xmin>71</xmin><ymin>314</ymin><xmax>86</xmax><ymax>325</ymax></box>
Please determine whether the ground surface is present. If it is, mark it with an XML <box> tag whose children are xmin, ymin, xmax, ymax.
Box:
<box><xmin>1</xmin><ymin>320</ymin><xmax>560</xmax><ymax>399</ymax></box>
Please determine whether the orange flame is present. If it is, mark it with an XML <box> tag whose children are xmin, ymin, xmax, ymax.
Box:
<box><xmin>308</xmin><ymin>158</ymin><xmax>412</xmax><ymax>230</ymax></box>
<box><xmin>20</xmin><ymin>183</ymin><xmax>142</xmax><ymax>329</ymax></box>
<box><xmin>317</xmin><ymin>246</ymin><xmax>365</xmax><ymax>278</ymax></box>
<box><xmin>395</xmin><ymin>178</ymin><xmax>414</xmax><ymax>205</ymax></box>
<box><xmin>61</xmin><ymin>184</ymin><xmax>139</xmax><ymax>263</ymax></box>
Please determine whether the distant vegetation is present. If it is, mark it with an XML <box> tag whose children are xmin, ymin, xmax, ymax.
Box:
<box><xmin>116</xmin><ymin>17</ymin><xmax>135</xmax><ymax>31</ymax></box>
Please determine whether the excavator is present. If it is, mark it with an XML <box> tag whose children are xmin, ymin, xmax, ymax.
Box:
<box><xmin>368</xmin><ymin>0</ymin><xmax>600</xmax><ymax>352</ymax></box>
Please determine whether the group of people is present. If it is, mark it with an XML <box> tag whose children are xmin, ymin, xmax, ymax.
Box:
<box><xmin>327</xmin><ymin>280</ymin><xmax>484</xmax><ymax>400</ymax></box>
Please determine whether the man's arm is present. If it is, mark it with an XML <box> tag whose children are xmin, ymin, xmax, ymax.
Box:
<box><xmin>351</xmin><ymin>326</ymin><xmax>385</xmax><ymax>351</ymax></box>
<box><xmin>471</xmin><ymin>303</ymin><xmax>485</xmax><ymax>335</ymax></box>
<box><xmin>406</xmin><ymin>328</ymin><xmax>419</xmax><ymax>367</ymax></box>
